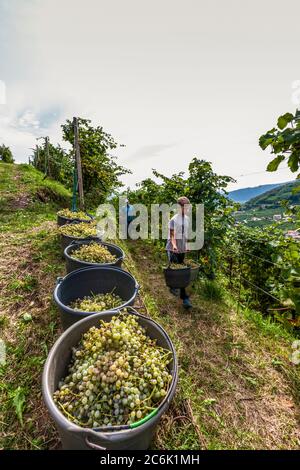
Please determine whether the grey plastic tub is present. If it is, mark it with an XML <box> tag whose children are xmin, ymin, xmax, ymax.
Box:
<box><xmin>64</xmin><ymin>239</ymin><xmax>125</xmax><ymax>273</ymax></box>
<box><xmin>59</xmin><ymin>220</ymin><xmax>99</xmax><ymax>253</ymax></box>
<box><xmin>54</xmin><ymin>266</ymin><xmax>139</xmax><ymax>330</ymax></box>
<box><xmin>57</xmin><ymin>212</ymin><xmax>94</xmax><ymax>227</ymax></box>
<box><xmin>60</xmin><ymin>233</ymin><xmax>100</xmax><ymax>253</ymax></box>
<box><xmin>189</xmin><ymin>263</ymin><xmax>200</xmax><ymax>282</ymax></box>
<box><xmin>42</xmin><ymin>308</ymin><xmax>178</xmax><ymax>450</ymax></box>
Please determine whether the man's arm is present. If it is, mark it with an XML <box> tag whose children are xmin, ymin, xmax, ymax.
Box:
<box><xmin>170</xmin><ymin>228</ymin><xmax>178</xmax><ymax>252</ymax></box>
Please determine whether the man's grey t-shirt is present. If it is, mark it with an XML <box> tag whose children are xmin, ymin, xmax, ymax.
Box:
<box><xmin>166</xmin><ymin>213</ymin><xmax>189</xmax><ymax>253</ymax></box>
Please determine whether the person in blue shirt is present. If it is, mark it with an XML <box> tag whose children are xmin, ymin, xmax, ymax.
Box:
<box><xmin>121</xmin><ymin>199</ymin><xmax>135</xmax><ymax>237</ymax></box>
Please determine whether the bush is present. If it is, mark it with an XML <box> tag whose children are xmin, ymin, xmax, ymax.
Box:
<box><xmin>0</xmin><ymin>144</ymin><xmax>14</xmax><ymax>163</ymax></box>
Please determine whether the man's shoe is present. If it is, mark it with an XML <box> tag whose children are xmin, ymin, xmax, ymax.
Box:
<box><xmin>183</xmin><ymin>298</ymin><xmax>192</xmax><ymax>309</ymax></box>
<box><xmin>169</xmin><ymin>288</ymin><xmax>180</xmax><ymax>297</ymax></box>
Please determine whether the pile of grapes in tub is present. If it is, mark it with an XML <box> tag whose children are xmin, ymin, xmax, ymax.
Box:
<box><xmin>42</xmin><ymin>210</ymin><xmax>177</xmax><ymax>442</ymax></box>
<box><xmin>53</xmin><ymin>312</ymin><xmax>173</xmax><ymax>428</ymax></box>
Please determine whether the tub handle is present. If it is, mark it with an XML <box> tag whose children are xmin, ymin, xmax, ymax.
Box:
<box><xmin>85</xmin><ymin>436</ymin><xmax>106</xmax><ymax>450</ymax></box>
<box><xmin>56</xmin><ymin>276</ymin><xmax>63</xmax><ymax>285</ymax></box>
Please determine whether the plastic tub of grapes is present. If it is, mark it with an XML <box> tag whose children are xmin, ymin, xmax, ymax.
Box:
<box><xmin>64</xmin><ymin>239</ymin><xmax>125</xmax><ymax>273</ymax></box>
<box><xmin>163</xmin><ymin>262</ymin><xmax>191</xmax><ymax>288</ymax></box>
<box><xmin>54</xmin><ymin>266</ymin><xmax>139</xmax><ymax>330</ymax></box>
<box><xmin>57</xmin><ymin>209</ymin><xmax>94</xmax><ymax>227</ymax></box>
<box><xmin>42</xmin><ymin>308</ymin><xmax>178</xmax><ymax>450</ymax></box>
<box><xmin>59</xmin><ymin>220</ymin><xmax>100</xmax><ymax>253</ymax></box>
<box><xmin>186</xmin><ymin>260</ymin><xmax>200</xmax><ymax>282</ymax></box>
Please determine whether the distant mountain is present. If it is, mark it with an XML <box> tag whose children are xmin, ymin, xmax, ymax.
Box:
<box><xmin>245</xmin><ymin>180</ymin><xmax>300</xmax><ymax>208</ymax></box>
<box><xmin>228</xmin><ymin>183</ymin><xmax>286</xmax><ymax>203</ymax></box>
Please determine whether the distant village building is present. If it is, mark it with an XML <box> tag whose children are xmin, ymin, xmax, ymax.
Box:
<box><xmin>273</xmin><ymin>214</ymin><xmax>282</xmax><ymax>221</ymax></box>
<box><xmin>233</xmin><ymin>210</ymin><xmax>243</xmax><ymax>215</ymax></box>
<box><xmin>285</xmin><ymin>230</ymin><xmax>300</xmax><ymax>240</ymax></box>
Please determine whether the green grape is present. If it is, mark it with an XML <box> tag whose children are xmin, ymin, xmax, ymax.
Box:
<box><xmin>72</xmin><ymin>242</ymin><xmax>117</xmax><ymax>264</ymax></box>
<box><xmin>185</xmin><ymin>259</ymin><xmax>199</xmax><ymax>268</ymax></box>
<box><xmin>59</xmin><ymin>221</ymin><xmax>97</xmax><ymax>238</ymax></box>
<box><xmin>53</xmin><ymin>312</ymin><xmax>173</xmax><ymax>428</ymax></box>
<box><xmin>57</xmin><ymin>209</ymin><xmax>91</xmax><ymax>221</ymax></box>
<box><xmin>70</xmin><ymin>291</ymin><xmax>123</xmax><ymax>312</ymax></box>
<box><xmin>167</xmin><ymin>263</ymin><xmax>189</xmax><ymax>269</ymax></box>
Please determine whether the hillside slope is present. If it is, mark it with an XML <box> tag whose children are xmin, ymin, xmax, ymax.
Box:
<box><xmin>0</xmin><ymin>163</ymin><xmax>299</xmax><ymax>450</ymax></box>
<box><xmin>0</xmin><ymin>162</ymin><xmax>71</xmax><ymax>231</ymax></box>
<box><xmin>228</xmin><ymin>183</ymin><xmax>285</xmax><ymax>203</ymax></box>
<box><xmin>245</xmin><ymin>180</ymin><xmax>300</xmax><ymax>208</ymax></box>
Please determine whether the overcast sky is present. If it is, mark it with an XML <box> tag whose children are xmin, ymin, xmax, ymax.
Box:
<box><xmin>0</xmin><ymin>0</ymin><xmax>299</xmax><ymax>190</ymax></box>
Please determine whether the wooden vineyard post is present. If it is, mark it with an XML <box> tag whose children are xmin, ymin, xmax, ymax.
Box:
<box><xmin>45</xmin><ymin>136</ymin><xmax>50</xmax><ymax>177</ymax></box>
<box><xmin>73</xmin><ymin>117</ymin><xmax>85</xmax><ymax>211</ymax></box>
<box><xmin>36</xmin><ymin>144</ymin><xmax>39</xmax><ymax>167</ymax></box>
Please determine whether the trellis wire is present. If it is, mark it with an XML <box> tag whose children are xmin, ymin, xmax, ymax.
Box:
<box><xmin>221</xmin><ymin>244</ymin><xmax>288</xmax><ymax>284</ymax></box>
<box><xmin>218</xmin><ymin>244</ymin><xmax>294</xmax><ymax>313</ymax></box>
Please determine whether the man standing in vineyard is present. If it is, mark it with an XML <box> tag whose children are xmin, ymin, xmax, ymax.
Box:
<box><xmin>166</xmin><ymin>196</ymin><xmax>192</xmax><ymax>309</ymax></box>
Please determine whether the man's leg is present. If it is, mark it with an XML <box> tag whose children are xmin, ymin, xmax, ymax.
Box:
<box><xmin>169</xmin><ymin>252</ymin><xmax>180</xmax><ymax>264</ymax></box>
<box><xmin>180</xmin><ymin>287</ymin><xmax>188</xmax><ymax>300</ymax></box>
<box><xmin>178</xmin><ymin>254</ymin><xmax>193</xmax><ymax>308</ymax></box>
<box><xmin>177</xmin><ymin>253</ymin><xmax>185</xmax><ymax>264</ymax></box>
<box><xmin>181</xmin><ymin>287</ymin><xmax>192</xmax><ymax>308</ymax></box>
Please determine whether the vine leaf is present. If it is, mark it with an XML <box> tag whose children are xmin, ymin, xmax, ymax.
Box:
<box><xmin>277</xmin><ymin>113</ymin><xmax>294</xmax><ymax>130</ymax></box>
<box><xmin>267</xmin><ymin>155</ymin><xmax>285</xmax><ymax>172</ymax></box>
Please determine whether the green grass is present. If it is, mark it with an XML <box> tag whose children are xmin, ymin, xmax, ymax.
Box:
<box><xmin>0</xmin><ymin>162</ymin><xmax>71</xmax><ymax>232</ymax></box>
<box><xmin>0</xmin><ymin>226</ymin><xmax>65</xmax><ymax>449</ymax></box>
<box><xmin>0</xmin><ymin>163</ymin><xmax>68</xmax><ymax>449</ymax></box>
<box><xmin>18</xmin><ymin>164</ymin><xmax>71</xmax><ymax>203</ymax></box>
<box><xmin>122</xmin><ymin>239</ymin><xmax>300</xmax><ymax>450</ymax></box>
<box><xmin>196</xmin><ymin>279</ymin><xmax>224</xmax><ymax>302</ymax></box>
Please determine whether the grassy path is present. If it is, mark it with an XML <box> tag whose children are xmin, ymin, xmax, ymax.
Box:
<box><xmin>0</xmin><ymin>164</ymin><xmax>66</xmax><ymax>449</ymax></box>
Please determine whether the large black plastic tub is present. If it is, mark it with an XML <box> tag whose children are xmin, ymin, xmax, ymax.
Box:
<box><xmin>163</xmin><ymin>266</ymin><xmax>191</xmax><ymax>288</ymax></box>
<box><xmin>42</xmin><ymin>309</ymin><xmax>178</xmax><ymax>450</ymax></box>
<box><xmin>59</xmin><ymin>221</ymin><xmax>99</xmax><ymax>253</ymax></box>
<box><xmin>57</xmin><ymin>212</ymin><xmax>94</xmax><ymax>227</ymax></box>
<box><xmin>64</xmin><ymin>239</ymin><xmax>125</xmax><ymax>273</ymax></box>
<box><xmin>54</xmin><ymin>266</ymin><xmax>139</xmax><ymax>330</ymax></box>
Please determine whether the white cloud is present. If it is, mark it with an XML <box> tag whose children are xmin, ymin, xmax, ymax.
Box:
<box><xmin>18</xmin><ymin>110</ymin><xmax>40</xmax><ymax>129</ymax></box>
<box><xmin>127</xmin><ymin>144</ymin><xmax>177</xmax><ymax>162</ymax></box>
<box><xmin>0</xmin><ymin>80</ymin><xmax>6</xmax><ymax>105</ymax></box>
<box><xmin>0</xmin><ymin>0</ymin><xmax>299</xmax><ymax>189</ymax></box>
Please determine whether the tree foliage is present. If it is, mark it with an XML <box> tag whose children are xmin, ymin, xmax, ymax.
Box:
<box><xmin>221</xmin><ymin>223</ymin><xmax>300</xmax><ymax>325</ymax></box>
<box><xmin>0</xmin><ymin>144</ymin><xmax>14</xmax><ymax>163</ymax></box>
<box><xmin>258</xmin><ymin>109</ymin><xmax>300</xmax><ymax>324</ymax></box>
<box><xmin>30</xmin><ymin>142</ymin><xmax>73</xmax><ymax>188</ymax></box>
<box><xmin>259</xmin><ymin>109</ymin><xmax>300</xmax><ymax>177</ymax></box>
<box><xmin>61</xmin><ymin>118</ymin><xmax>131</xmax><ymax>206</ymax></box>
<box><xmin>127</xmin><ymin>157</ymin><xmax>236</xmax><ymax>278</ymax></box>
